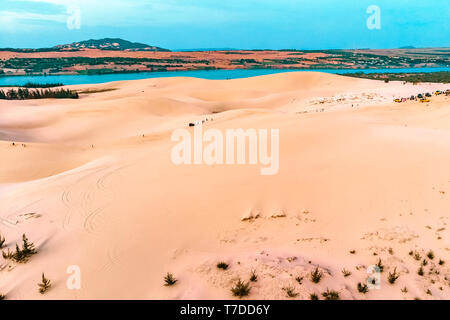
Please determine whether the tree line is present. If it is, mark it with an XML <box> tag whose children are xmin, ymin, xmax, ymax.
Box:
<box><xmin>0</xmin><ymin>88</ymin><xmax>79</xmax><ymax>100</ymax></box>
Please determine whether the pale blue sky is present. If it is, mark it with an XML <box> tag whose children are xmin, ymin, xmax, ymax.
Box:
<box><xmin>0</xmin><ymin>0</ymin><xmax>449</xmax><ymax>50</ymax></box>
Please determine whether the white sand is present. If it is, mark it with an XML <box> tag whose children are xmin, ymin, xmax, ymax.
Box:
<box><xmin>0</xmin><ymin>72</ymin><xmax>449</xmax><ymax>300</ymax></box>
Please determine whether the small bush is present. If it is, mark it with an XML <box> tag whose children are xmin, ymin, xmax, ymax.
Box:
<box><xmin>388</xmin><ymin>268</ymin><xmax>400</xmax><ymax>284</ymax></box>
<box><xmin>231</xmin><ymin>279</ymin><xmax>251</xmax><ymax>298</ymax></box>
<box><xmin>427</xmin><ymin>251</ymin><xmax>434</xmax><ymax>260</ymax></box>
<box><xmin>414</xmin><ymin>252</ymin><xmax>421</xmax><ymax>261</ymax></box>
<box><xmin>0</xmin><ymin>234</ymin><xmax>5</xmax><ymax>248</ymax></box>
<box><xmin>401</xmin><ymin>287</ymin><xmax>408</xmax><ymax>293</ymax></box>
<box><xmin>342</xmin><ymin>269</ymin><xmax>351</xmax><ymax>277</ymax></box>
<box><xmin>295</xmin><ymin>276</ymin><xmax>303</xmax><ymax>285</ymax></box>
<box><xmin>283</xmin><ymin>286</ymin><xmax>298</xmax><ymax>298</ymax></box>
<box><xmin>310</xmin><ymin>293</ymin><xmax>319</xmax><ymax>300</ymax></box>
<box><xmin>376</xmin><ymin>259</ymin><xmax>384</xmax><ymax>272</ymax></box>
<box><xmin>349</xmin><ymin>250</ymin><xmax>356</xmax><ymax>254</ymax></box>
<box><xmin>418</xmin><ymin>267</ymin><xmax>424</xmax><ymax>276</ymax></box>
<box><xmin>217</xmin><ymin>262</ymin><xmax>229</xmax><ymax>270</ymax></box>
<box><xmin>164</xmin><ymin>273</ymin><xmax>177</xmax><ymax>286</ymax></box>
<box><xmin>2</xmin><ymin>248</ymin><xmax>13</xmax><ymax>260</ymax></box>
<box><xmin>0</xmin><ymin>294</ymin><xmax>5</xmax><ymax>300</ymax></box>
<box><xmin>438</xmin><ymin>259</ymin><xmax>445</xmax><ymax>266</ymax></box>
<box><xmin>38</xmin><ymin>273</ymin><xmax>51</xmax><ymax>294</ymax></box>
<box><xmin>250</xmin><ymin>270</ymin><xmax>258</xmax><ymax>282</ymax></box>
<box><xmin>422</xmin><ymin>259</ymin><xmax>428</xmax><ymax>266</ymax></box>
<box><xmin>310</xmin><ymin>267</ymin><xmax>323</xmax><ymax>283</ymax></box>
<box><xmin>6</xmin><ymin>234</ymin><xmax>37</xmax><ymax>263</ymax></box>
<box><xmin>357</xmin><ymin>282</ymin><xmax>368</xmax><ymax>293</ymax></box>
<box><xmin>322</xmin><ymin>289</ymin><xmax>340</xmax><ymax>300</ymax></box>
<box><xmin>21</xmin><ymin>234</ymin><xmax>36</xmax><ymax>257</ymax></box>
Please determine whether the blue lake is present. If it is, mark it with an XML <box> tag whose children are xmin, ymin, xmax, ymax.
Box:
<box><xmin>0</xmin><ymin>67</ymin><xmax>449</xmax><ymax>86</ymax></box>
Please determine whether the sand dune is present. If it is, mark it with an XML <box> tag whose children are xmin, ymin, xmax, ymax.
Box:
<box><xmin>0</xmin><ymin>72</ymin><xmax>449</xmax><ymax>300</ymax></box>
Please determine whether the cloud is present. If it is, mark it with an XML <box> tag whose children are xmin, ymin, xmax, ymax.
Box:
<box><xmin>0</xmin><ymin>10</ymin><xmax>65</xmax><ymax>22</ymax></box>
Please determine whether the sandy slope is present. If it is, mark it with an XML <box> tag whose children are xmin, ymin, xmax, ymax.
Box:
<box><xmin>0</xmin><ymin>72</ymin><xmax>449</xmax><ymax>300</ymax></box>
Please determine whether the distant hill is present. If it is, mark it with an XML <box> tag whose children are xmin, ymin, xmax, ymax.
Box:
<box><xmin>0</xmin><ymin>38</ymin><xmax>170</xmax><ymax>53</ymax></box>
<box><xmin>399</xmin><ymin>46</ymin><xmax>416</xmax><ymax>49</ymax></box>
<box><xmin>54</xmin><ymin>38</ymin><xmax>170</xmax><ymax>52</ymax></box>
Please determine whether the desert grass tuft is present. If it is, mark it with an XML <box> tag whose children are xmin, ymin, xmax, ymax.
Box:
<box><xmin>322</xmin><ymin>289</ymin><xmax>340</xmax><ymax>300</ymax></box>
<box><xmin>231</xmin><ymin>279</ymin><xmax>251</xmax><ymax>298</ymax></box>
<box><xmin>310</xmin><ymin>293</ymin><xmax>319</xmax><ymax>300</ymax></box>
<box><xmin>388</xmin><ymin>268</ymin><xmax>400</xmax><ymax>284</ymax></box>
<box><xmin>310</xmin><ymin>267</ymin><xmax>323</xmax><ymax>283</ymax></box>
<box><xmin>426</xmin><ymin>251</ymin><xmax>434</xmax><ymax>260</ymax></box>
<box><xmin>357</xmin><ymin>282</ymin><xmax>368</xmax><ymax>293</ymax></box>
<box><xmin>164</xmin><ymin>273</ymin><xmax>177</xmax><ymax>286</ymax></box>
<box><xmin>376</xmin><ymin>258</ymin><xmax>384</xmax><ymax>272</ymax></box>
<box><xmin>283</xmin><ymin>286</ymin><xmax>299</xmax><ymax>298</ymax></box>
<box><xmin>0</xmin><ymin>234</ymin><xmax>5</xmax><ymax>249</ymax></box>
<box><xmin>38</xmin><ymin>273</ymin><xmax>51</xmax><ymax>294</ymax></box>
<box><xmin>417</xmin><ymin>267</ymin><xmax>424</xmax><ymax>276</ymax></box>
<box><xmin>250</xmin><ymin>270</ymin><xmax>258</xmax><ymax>282</ymax></box>
<box><xmin>342</xmin><ymin>269</ymin><xmax>352</xmax><ymax>277</ymax></box>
